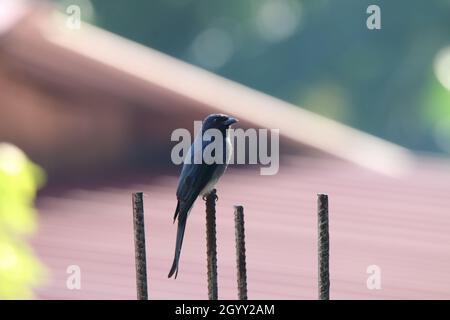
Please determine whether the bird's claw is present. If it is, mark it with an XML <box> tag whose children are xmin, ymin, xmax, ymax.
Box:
<box><xmin>202</xmin><ymin>191</ymin><xmax>218</xmax><ymax>202</ymax></box>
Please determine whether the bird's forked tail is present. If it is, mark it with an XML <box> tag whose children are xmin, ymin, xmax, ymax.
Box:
<box><xmin>168</xmin><ymin>212</ymin><xmax>187</xmax><ymax>279</ymax></box>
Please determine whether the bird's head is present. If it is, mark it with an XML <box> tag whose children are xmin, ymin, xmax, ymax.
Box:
<box><xmin>202</xmin><ymin>114</ymin><xmax>238</xmax><ymax>133</ymax></box>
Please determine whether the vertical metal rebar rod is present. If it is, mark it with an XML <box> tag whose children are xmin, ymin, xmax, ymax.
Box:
<box><xmin>318</xmin><ymin>193</ymin><xmax>330</xmax><ymax>300</ymax></box>
<box><xmin>205</xmin><ymin>189</ymin><xmax>218</xmax><ymax>300</ymax></box>
<box><xmin>132</xmin><ymin>192</ymin><xmax>148</xmax><ymax>300</ymax></box>
<box><xmin>234</xmin><ymin>205</ymin><xmax>248</xmax><ymax>300</ymax></box>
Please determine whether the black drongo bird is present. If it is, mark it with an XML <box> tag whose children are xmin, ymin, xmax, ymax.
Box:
<box><xmin>168</xmin><ymin>114</ymin><xmax>238</xmax><ymax>279</ymax></box>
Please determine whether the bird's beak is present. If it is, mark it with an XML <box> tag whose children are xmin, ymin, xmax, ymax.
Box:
<box><xmin>224</xmin><ymin>117</ymin><xmax>238</xmax><ymax>126</ymax></box>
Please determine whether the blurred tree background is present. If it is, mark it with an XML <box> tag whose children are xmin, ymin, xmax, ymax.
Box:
<box><xmin>55</xmin><ymin>0</ymin><xmax>450</xmax><ymax>154</ymax></box>
<box><xmin>0</xmin><ymin>144</ymin><xmax>46</xmax><ymax>299</ymax></box>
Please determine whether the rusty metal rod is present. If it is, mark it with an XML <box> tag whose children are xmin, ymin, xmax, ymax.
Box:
<box><xmin>234</xmin><ymin>205</ymin><xmax>248</xmax><ymax>300</ymax></box>
<box><xmin>318</xmin><ymin>193</ymin><xmax>330</xmax><ymax>300</ymax></box>
<box><xmin>205</xmin><ymin>189</ymin><xmax>218</xmax><ymax>300</ymax></box>
<box><xmin>132</xmin><ymin>192</ymin><xmax>148</xmax><ymax>300</ymax></box>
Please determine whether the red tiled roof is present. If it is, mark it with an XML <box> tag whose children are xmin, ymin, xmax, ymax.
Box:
<box><xmin>32</xmin><ymin>155</ymin><xmax>450</xmax><ymax>299</ymax></box>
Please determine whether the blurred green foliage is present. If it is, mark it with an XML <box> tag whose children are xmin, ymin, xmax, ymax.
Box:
<box><xmin>0</xmin><ymin>143</ymin><xmax>46</xmax><ymax>299</ymax></box>
<box><xmin>54</xmin><ymin>0</ymin><xmax>450</xmax><ymax>154</ymax></box>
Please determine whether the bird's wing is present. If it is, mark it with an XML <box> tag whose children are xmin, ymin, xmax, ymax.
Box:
<box><xmin>174</xmin><ymin>138</ymin><xmax>217</xmax><ymax>220</ymax></box>
<box><xmin>168</xmin><ymin>139</ymin><xmax>218</xmax><ymax>278</ymax></box>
